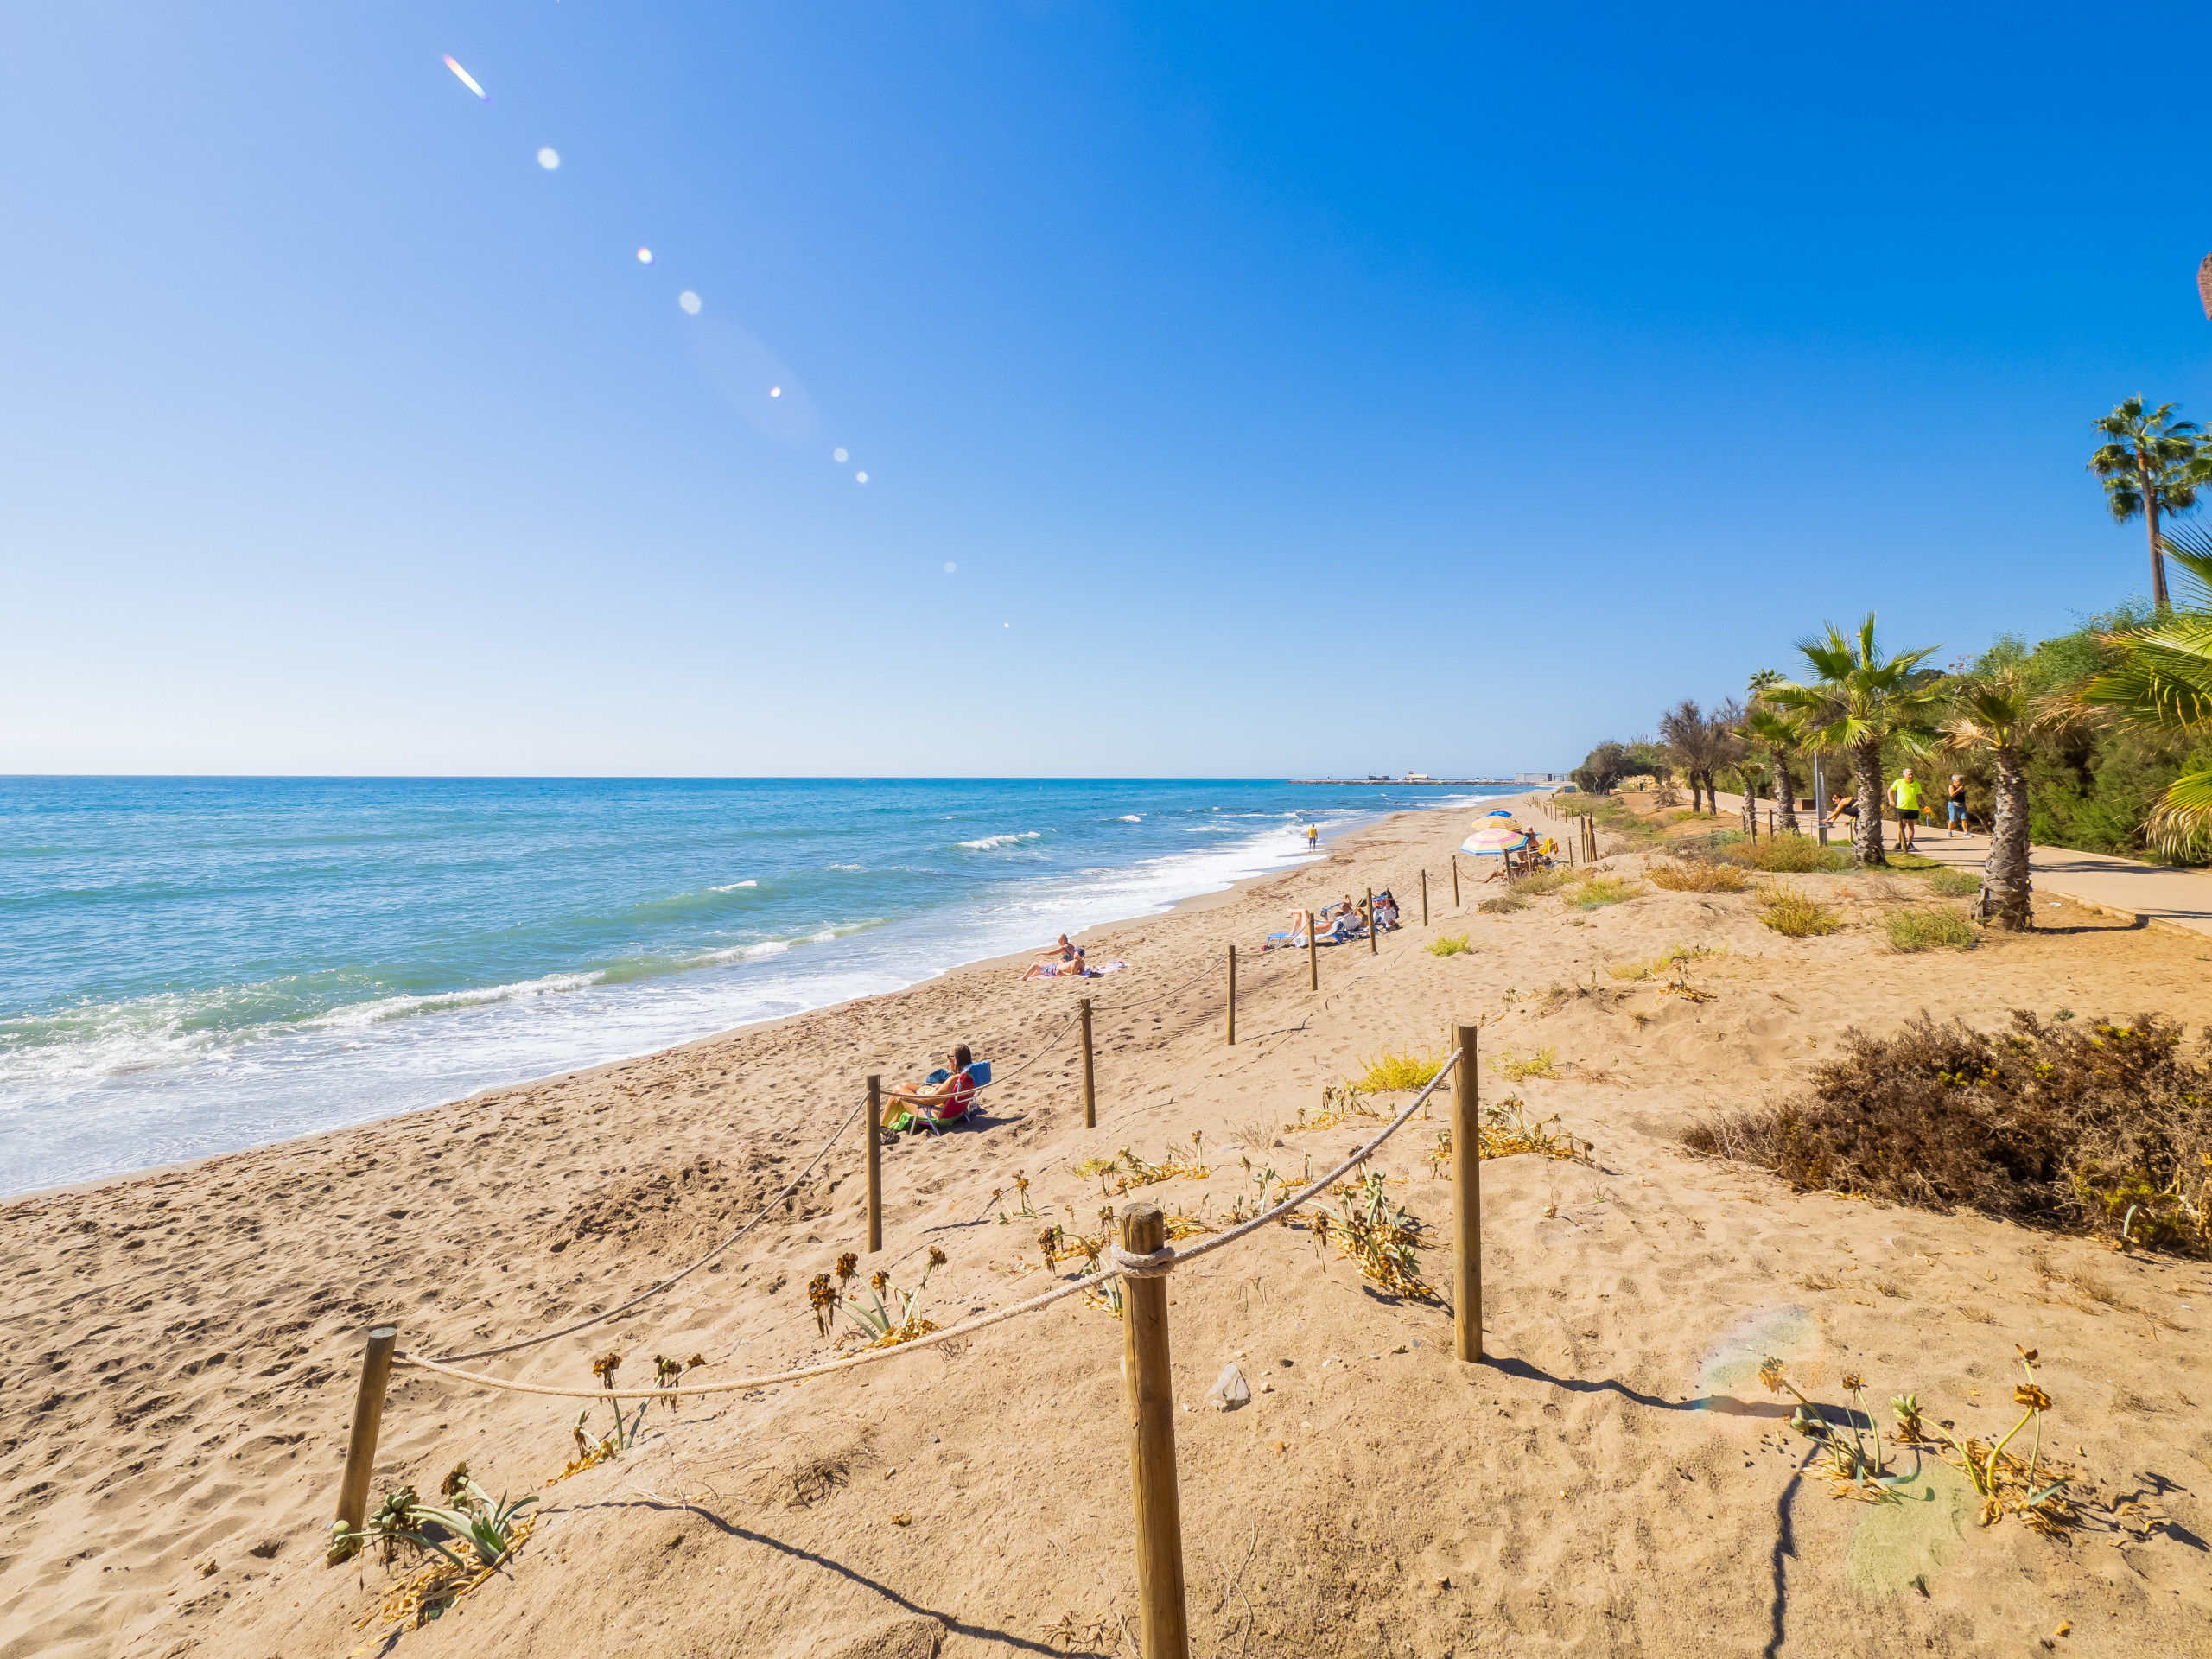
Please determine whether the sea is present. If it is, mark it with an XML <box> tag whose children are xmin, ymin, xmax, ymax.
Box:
<box><xmin>0</xmin><ymin>777</ymin><xmax>1520</xmax><ymax>1198</ymax></box>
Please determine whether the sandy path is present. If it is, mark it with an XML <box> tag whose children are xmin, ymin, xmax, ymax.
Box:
<box><xmin>3</xmin><ymin>799</ymin><xmax>2207</xmax><ymax>1659</ymax></box>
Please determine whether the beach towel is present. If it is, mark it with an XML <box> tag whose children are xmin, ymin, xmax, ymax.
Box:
<box><xmin>1022</xmin><ymin>958</ymin><xmax>1129</xmax><ymax>981</ymax></box>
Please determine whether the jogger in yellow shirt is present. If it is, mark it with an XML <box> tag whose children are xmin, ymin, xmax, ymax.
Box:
<box><xmin>1887</xmin><ymin>768</ymin><xmax>1923</xmax><ymax>851</ymax></box>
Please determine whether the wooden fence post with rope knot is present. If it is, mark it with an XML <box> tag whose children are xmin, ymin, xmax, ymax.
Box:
<box><xmin>1117</xmin><ymin>1202</ymin><xmax>1189</xmax><ymax>1658</ymax></box>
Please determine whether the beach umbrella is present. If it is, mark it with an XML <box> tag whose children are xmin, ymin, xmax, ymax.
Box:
<box><xmin>1460</xmin><ymin>823</ymin><xmax>1529</xmax><ymax>856</ymax></box>
<box><xmin>1484</xmin><ymin>809</ymin><xmax>1516</xmax><ymax>817</ymax></box>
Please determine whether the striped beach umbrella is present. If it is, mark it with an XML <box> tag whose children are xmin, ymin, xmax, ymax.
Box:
<box><xmin>1460</xmin><ymin>823</ymin><xmax>1529</xmax><ymax>856</ymax></box>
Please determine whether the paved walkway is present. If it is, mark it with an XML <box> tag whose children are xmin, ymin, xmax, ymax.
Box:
<box><xmin>1711</xmin><ymin>792</ymin><xmax>2212</xmax><ymax>940</ymax></box>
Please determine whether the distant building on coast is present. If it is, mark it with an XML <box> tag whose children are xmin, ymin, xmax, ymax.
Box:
<box><xmin>1404</xmin><ymin>772</ymin><xmax>1431</xmax><ymax>782</ymax></box>
<box><xmin>1513</xmin><ymin>772</ymin><xmax>1569</xmax><ymax>784</ymax></box>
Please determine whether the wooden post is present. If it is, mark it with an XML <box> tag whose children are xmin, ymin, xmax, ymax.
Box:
<box><xmin>1118</xmin><ymin>1203</ymin><xmax>1190</xmax><ymax>1659</ymax></box>
<box><xmin>1079</xmin><ymin>998</ymin><xmax>1096</xmax><ymax>1129</ymax></box>
<box><xmin>1451</xmin><ymin>1025</ymin><xmax>1482</xmax><ymax>1363</ymax></box>
<box><xmin>1421</xmin><ymin>868</ymin><xmax>1428</xmax><ymax>925</ymax></box>
<box><xmin>1367</xmin><ymin>887</ymin><xmax>1376</xmax><ymax>955</ymax></box>
<box><xmin>329</xmin><ymin>1324</ymin><xmax>398</xmax><ymax>1563</ymax></box>
<box><xmin>1306</xmin><ymin>906</ymin><xmax>1318</xmax><ymax>991</ymax></box>
<box><xmin>866</xmin><ymin>1075</ymin><xmax>883</xmax><ymax>1253</ymax></box>
<box><xmin>1224</xmin><ymin>945</ymin><xmax>1236</xmax><ymax>1046</ymax></box>
<box><xmin>1451</xmin><ymin>856</ymin><xmax>1459</xmax><ymax>906</ymax></box>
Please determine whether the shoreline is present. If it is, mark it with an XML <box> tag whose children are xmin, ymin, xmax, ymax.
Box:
<box><xmin>0</xmin><ymin>800</ymin><xmax>1442</xmax><ymax>1211</ymax></box>
<box><xmin>10</xmin><ymin>789</ymin><xmax>2204</xmax><ymax>1659</ymax></box>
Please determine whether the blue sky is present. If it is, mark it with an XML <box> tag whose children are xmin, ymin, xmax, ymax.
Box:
<box><xmin>3</xmin><ymin>2</ymin><xmax>2208</xmax><ymax>777</ymax></box>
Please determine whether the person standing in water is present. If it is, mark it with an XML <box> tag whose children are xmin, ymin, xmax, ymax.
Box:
<box><xmin>1887</xmin><ymin>767</ymin><xmax>1924</xmax><ymax>851</ymax></box>
<box><xmin>1306</xmin><ymin>823</ymin><xmax>1319</xmax><ymax>844</ymax></box>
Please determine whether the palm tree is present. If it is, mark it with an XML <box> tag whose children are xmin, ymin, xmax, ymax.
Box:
<box><xmin>2088</xmin><ymin>396</ymin><xmax>2203</xmax><ymax>612</ymax></box>
<box><xmin>1940</xmin><ymin>670</ymin><xmax>2034</xmax><ymax>930</ymax></box>
<box><xmin>1735</xmin><ymin>702</ymin><xmax>1802</xmax><ymax>834</ymax></box>
<box><xmin>1768</xmin><ymin>614</ymin><xmax>1944</xmax><ymax>867</ymax></box>
<box><xmin>2075</xmin><ymin>524</ymin><xmax>2212</xmax><ymax>855</ymax></box>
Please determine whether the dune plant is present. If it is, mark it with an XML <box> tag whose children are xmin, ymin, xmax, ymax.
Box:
<box><xmin>1497</xmin><ymin>1046</ymin><xmax>1560</xmax><ymax>1081</ymax></box>
<box><xmin>1319</xmin><ymin>1169</ymin><xmax>1432</xmax><ymax>1300</ymax></box>
<box><xmin>1902</xmin><ymin>1348</ymin><xmax>2076</xmax><ymax>1531</ymax></box>
<box><xmin>1885</xmin><ymin>908</ymin><xmax>1980</xmax><ymax>952</ymax></box>
<box><xmin>1756</xmin><ymin>880</ymin><xmax>1841</xmax><ymax>937</ymax></box>
<box><xmin>1647</xmin><ymin>859</ymin><xmax>1749</xmax><ymax>893</ymax></box>
<box><xmin>1572</xmin><ymin>874</ymin><xmax>1642</xmax><ymax>910</ymax></box>
<box><xmin>333</xmin><ymin>1464</ymin><xmax>537</xmax><ymax>1580</ymax></box>
<box><xmin>1427</xmin><ymin>932</ymin><xmax>1473</xmax><ymax>957</ymax></box>
<box><xmin>1477</xmin><ymin>893</ymin><xmax>1527</xmax><ymax>914</ymax></box>
<box><xmin>1429</xmin><ymin>1096</ymin><xmax>1594</xmax><ymax>1171</ymax></box>
<box><xmin>1924</xmin><ymin>867</ymin><xmax>1983</xmax><ymax>897</ymax></box>
<box><xmin>1606</xmin><ymin>944</ymin><xmax>1724</xmax><ymax>982</ymax></box>
<box><xmin>1717</xmin><ymin>834</ymin><xmax>1854</xmax><ymax>874</ymax></box>
<box><xmin>1758</xmin><ymin>1360</ymin><xmax>1895</xmax><ymax>1497</ymax></box>
<box><xmin>1355</xmin><ymin>1046</ymin><xmax>1445</xmax><ymax>1093</ymax></box>
<box><xmin>817</xmin><ymin>1248</ymin><xmax>950</xmax><ymax>1347</ymax></box>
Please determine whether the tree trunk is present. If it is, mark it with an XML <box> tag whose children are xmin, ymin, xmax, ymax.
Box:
<box><xmin>1741</xmin><ymin>782</ymin><xmax>1756</xmax><ymax>837</ymax></box>
<box><xmin>2143</xmin><ymin>454</ymin><xmax>2171</xmax><ymax>612</ymax></box>
<box><xmin>1853</xmin><ymin>743</ymin><xmax>1885</xmax><ymax>867</ymax></box>
<box><xmin>1771</xmin><ymin>751</ymin><xmax>1799</xmax><ymax>833</ymax></box>
<box><xmin>1980</xmin><ymin>745</ymin><xmax>2032</xmax><ymax>930</ymax></box>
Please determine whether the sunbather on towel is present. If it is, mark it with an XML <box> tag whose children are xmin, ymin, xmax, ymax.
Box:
<box><xmin>1033</xmin><ymin>933</ymin><xmax>1077</xmax><ymax>963</ymax></box>
<box><xmin>1022</xmin><ymin>948</ymin><xmax>1087</xmax><ymax>980</ymax></box>
<box><xmin>884</xmin><ymin>1046</ymin><xmax>979</xmax><ymax>1134</ymax></box>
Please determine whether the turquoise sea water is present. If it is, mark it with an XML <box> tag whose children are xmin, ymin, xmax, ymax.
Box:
<box><xmin>0</xmin><ymin>777</ymin><xmax>1515</xmax><ymax>1196</ymax></box>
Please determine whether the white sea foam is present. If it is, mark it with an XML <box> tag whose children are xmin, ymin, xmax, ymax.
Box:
<box><xmin>1118</xmin><ymin>814</ymin><xmax>1142</xmax><ymax>822</ymax></box>
<box><xmin>710</xmin><ymin>880</ymin><xmax>759</xmax><ymax>892</ymax></box>
<box><xmin>957</xmin><ymin>831</ymin><xmax>1043</xmax><ymax>850</ymax></box>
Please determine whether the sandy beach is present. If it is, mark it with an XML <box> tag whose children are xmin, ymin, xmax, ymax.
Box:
<box><xmin>4</xmin><ymin>796</ymin><xmax>2208</xmax><ymax>1659</ymax></box>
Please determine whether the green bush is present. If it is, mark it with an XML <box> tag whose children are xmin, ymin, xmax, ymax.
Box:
<box><xmin>1925</xmin><ymin>867</ymin><xmax>1982</xmax><ymax>898</ymax></box>
<box><xmin>1886</xmin><ymin>908</ymin><xmax>1980</xmax><ymax>952</ymax></box>
<box><xmin>1427</xmin><ymin>933</ymin><xmax>1473</xmax><ymax>957</ymax></box>
<box><xmin>1573</xmin><ymin>874</ymin><xmax>1643</xmax><ymax>910</ymax></box>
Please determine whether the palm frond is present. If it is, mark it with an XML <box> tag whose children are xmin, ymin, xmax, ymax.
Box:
<box><xmin>2146</xmin><ymin>769</ymin><xmax>2212</xmax><ymax>859</ymax></box>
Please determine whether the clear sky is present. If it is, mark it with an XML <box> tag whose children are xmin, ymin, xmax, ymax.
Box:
<box><xmin>4</xmin><ymin>3</ymin><xmax>2209</xmax><ymax>778</ymax></box>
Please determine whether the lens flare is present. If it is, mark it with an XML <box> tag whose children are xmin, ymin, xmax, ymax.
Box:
<box><xmin>944</xmin><ymin>561</ymin><xmax>957</xmax><ymax>575</ymax></box>
<box><xmin>537</xmin><ymin>147</ymin><xmax>560</xmax><ymax>170</ymax></box>
<box><xmin>770</xmin><ymin>386</ymin><xmax>782</xmax><ymax>398</ymax></box>
<box><xmin>855</xmin><ymin>472</ymin><xmax>868</xmax><ymax>484</ymax></box>
<box><xmin>678</xmin><ymin>291</ymin><xmax>702</xmax><ymax>315</ymax></box>
<box><xmin>636</xmin><ymin>248</ymin><xmax>654</xmax><ymax>264</ymax></box>
<box><xmin>442</xmin><ymin>55</ymin><xmax>487</xmax><ymax>99</ymax></box>
<box><xmin>833</xmin><ymin>448</ymin><xmax>849</xmax><ymax>462</ymax></box>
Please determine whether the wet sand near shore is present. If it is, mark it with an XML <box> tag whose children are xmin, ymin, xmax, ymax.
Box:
<box><xmin>4</xmin><ymin>798</ymin><xmax>2208</xmax><ymax>1659</ymax></box>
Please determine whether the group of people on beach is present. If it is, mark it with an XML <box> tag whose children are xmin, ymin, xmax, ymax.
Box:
<box><xmin>1821</xmin><ymin>768</ymin><xmax>1970</xmax><ymax>849</ymax></box>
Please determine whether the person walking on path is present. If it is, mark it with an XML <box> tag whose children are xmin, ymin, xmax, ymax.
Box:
<box><xmin>1945</xmin><ymin>774</ymin><xmax>1967</xmax><ymax>839</ymax></box>
<box><xmin>1888</xmin><ymin>768</ymin><xmax>1924</xmax><ymax>851</ymax></box>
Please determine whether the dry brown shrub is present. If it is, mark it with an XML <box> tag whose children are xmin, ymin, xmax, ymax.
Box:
<box><xmin>1649</xmin><ymin>860</ymin><xmax>1749</xmax><ymax>893</ymax></box>
<box><xmin>1684</xmin><ymin>1010</ymin><xmax>2212</xmax><ymax>1254</ymax></box>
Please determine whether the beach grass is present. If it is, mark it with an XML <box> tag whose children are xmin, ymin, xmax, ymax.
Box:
<box><xmin>1886</xmin><ymin>908</ymin><xmax>1980</xmax><ymax>952</ymax></box>
<box><xmin>1757</xmin><ymin>880</ymin><xmax>1842</xmax><ymax>937</ymax></box>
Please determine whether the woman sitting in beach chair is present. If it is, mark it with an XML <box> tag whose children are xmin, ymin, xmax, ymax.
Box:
<box><xmin>1263</xmin><ymin>908</ymin><xmax>1314</xmax><ymax>950</ymax></box>
<box><xmin>883</xmin><ymin>1046</ymin><xmax>983</xmax><ymax>1135</ymax></box>
<box><xmin>1373</xmin><ymin>891</ymin><xmax>1400</xmax><ymax>930</ymax></box>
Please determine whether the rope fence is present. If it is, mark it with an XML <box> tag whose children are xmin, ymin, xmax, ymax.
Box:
<box><xmin>325</xmin><ymin>804</ymin><xmax>1541</xmax><ymax>1654</ymax></box>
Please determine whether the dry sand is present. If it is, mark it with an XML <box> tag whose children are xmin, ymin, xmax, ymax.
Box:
<box><xmin>4</xmin><ymin>797</ymin><xmax>2209</xmax><ymax>1659</ymax></box>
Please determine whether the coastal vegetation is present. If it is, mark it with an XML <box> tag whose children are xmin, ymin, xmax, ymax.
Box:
<box><xmin>1571</xmin><ymin>396</ymin><xmax>2212</xmax><ymax>874</ymax></box>
<box><xmin>1687</xmin><ymin>1010</ymin><xmax>2212</xmax><ymax>1255</ymax></box>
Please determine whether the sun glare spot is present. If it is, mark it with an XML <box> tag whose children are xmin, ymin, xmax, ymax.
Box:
<box><xmin>944</xmin><ymin>561</ymin><xmax>957</xmax><ymax>575</ymax></box>
<box><xmin>537</xmin><ymin>147</ymin><xmax>561</xmax><ymax>170</ymax></box>
<box><xmin>770</xmin><ymin>386</ymin><xmax>782</xmax><ymax>397</ymax></box>
<box><xmin>442</xmin><ymin>55</ymin><xmax>487</xmax><ymax>99</ymax></box>
<box><xmin>636</xmin><ymin>247</ymin><xmax>654</xmax><ymax>264</ymax></box>
<box><xmin>678</xmin><ymin>291</ymin><xmax>702</xmax><ymax>315</ymax></box>
<box><xmin>834</xmin><ymin>448</ymin><xmax>849</xmax><ymax>462</ymax></box>
<box><xmin>855</xmin><ymin>471</ymin><xmax>868</xmax><ymax>484</ymax></box>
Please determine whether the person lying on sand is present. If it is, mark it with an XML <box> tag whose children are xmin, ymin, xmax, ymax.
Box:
<box><xmin>883</xmin><ymin>1046</ymin><xmax>981</xmax><ymax>1134</ymax></box>
<box><xmin>1021</xmin><ymin>948</ymin><xmax>1086</xmax><ymax>980</ymax></box>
